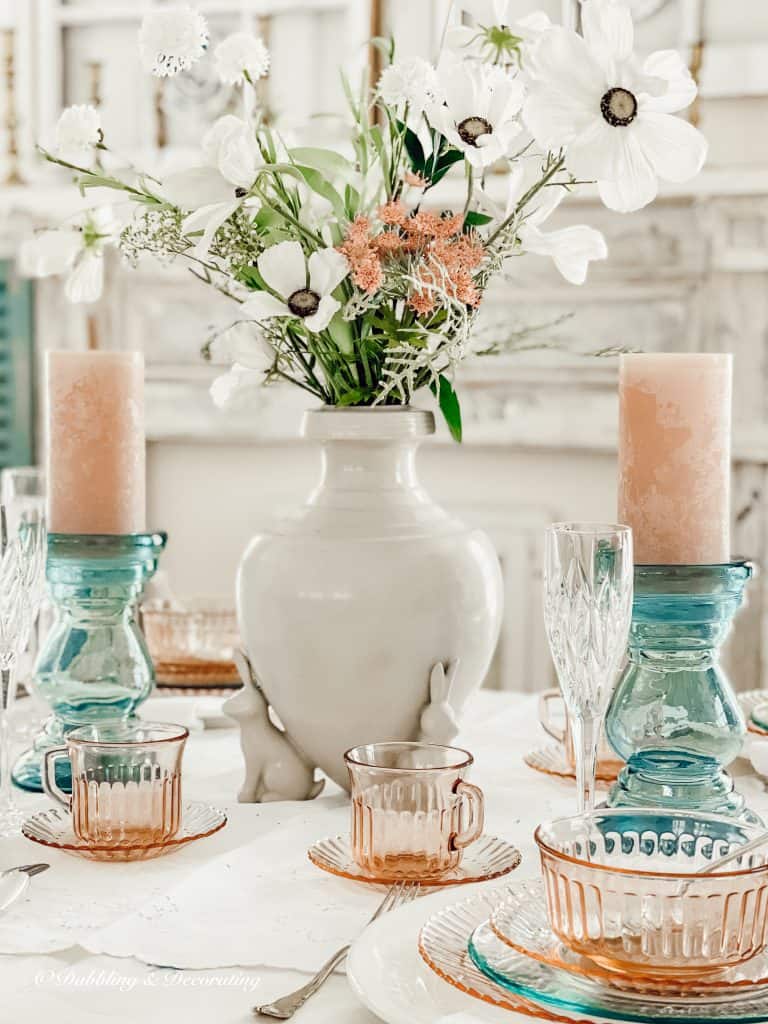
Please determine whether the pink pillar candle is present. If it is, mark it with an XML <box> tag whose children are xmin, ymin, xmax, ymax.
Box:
<box><xmin>47</xmin><ymin>351</ymin><xmax>146</xmax><ymax>535</ymax></box>
<box><xmin>618</xmin><ymin>353</ymin><xmax>732</xmax><ymax>565</ymax></box>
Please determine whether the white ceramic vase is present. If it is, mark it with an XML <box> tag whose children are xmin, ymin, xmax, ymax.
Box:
<box><xmin>236</xmin><ymin>406</ymin><xmax>503</xmax><ymax>792</ymax></box>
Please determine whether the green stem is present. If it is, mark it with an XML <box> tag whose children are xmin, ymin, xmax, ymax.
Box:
<box><xmin>486</xmin><ymin>153</ymin><xmax>566</xmax><ymax>248</ymax></box>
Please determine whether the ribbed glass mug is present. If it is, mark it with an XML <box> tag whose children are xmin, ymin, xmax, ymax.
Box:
<box><xmin>43</xmin><ymin>721</ymin><xmax>187</xmax><ymax>846</ymax></box>
<box><xmin>346</xmin><ymin>742</ymin><xmax>484</xmax><ymax>878</ymax></box>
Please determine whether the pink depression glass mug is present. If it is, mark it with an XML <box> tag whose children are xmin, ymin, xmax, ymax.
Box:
<box><xmin>345</xmin><ymin>742</ymin><xmax>485</xmax><ymax>879</ymax></box>
<box><xmin>539</xmin><ymin>688</ymin><xmax>623</xmax><ymax>776</ymax></box>
<box><xmin>43</xmin><ymin>721</ymin><xmax>188</xmax><ymax>847</ymax></box>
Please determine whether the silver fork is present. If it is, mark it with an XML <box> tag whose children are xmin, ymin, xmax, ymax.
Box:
<box><xmin>253</xmin><ymin>880</ymin><xmax>419</xmax><ymax>1019</ymax></box>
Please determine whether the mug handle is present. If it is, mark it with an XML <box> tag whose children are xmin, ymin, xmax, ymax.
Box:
<box><xmin>538</xmin><ymin>688</ymin><xmax>566</xmax><ymax>743</ymax></box>
<box><xmin>450</xmin><ymin>780</ymin><xmax>484</xmax><ymax>850</ymax></box>
<box><xmin>43</xmin><ymin>748</ymin><xmax>72</xmax><ymax>810</ymax></box>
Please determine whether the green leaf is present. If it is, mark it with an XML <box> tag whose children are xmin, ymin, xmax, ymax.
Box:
<box><xmin>289</xmin><ymin>147</ymin><xmax>353</xmax><ymax>184</ymax></box>
<box><xmin>264</xmin><ymin>162</ymin><xmax>346</xmax><ymax>220</ymax></box>
<box><xmin>464</xmin><ymin>211</ymin><xmax>493</xmax><ymax>227</ymax></box>
<box><xmin>327</xmin><ymin>312</ymin><xmax>355</xmax><ymax>355</ymax></box>
<box><xmin>429</xmin><ymin>149</ymin><xmax>464</xmax><ymax>186</ymax></box>
<box><xmin>430</xmin><ymin>374</ymin><xmax>463</xmax><ymax>443</ymax></box>
<box><xmin>402</xmin><ymin>126</ymin><xmax>425</xmax><ymax>172</ymax></box>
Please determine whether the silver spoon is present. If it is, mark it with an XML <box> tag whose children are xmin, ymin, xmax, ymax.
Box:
<box><xmin>0</xmin><ymin>863</ymin><xmax>49</xmax><ymax>911</ymax></box>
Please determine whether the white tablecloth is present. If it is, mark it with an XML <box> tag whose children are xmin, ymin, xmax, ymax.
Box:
<box><xmin>2</xmin><ymin>690</ymin><xmax>766</xmax><ymax>1023</ymax></box>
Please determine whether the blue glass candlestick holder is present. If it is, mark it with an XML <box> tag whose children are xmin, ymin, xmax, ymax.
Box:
<box><xmin>604</xmin><ymin>560</ymin><xmax>758</xmax><ymax>822</ymax></box>
<box><xmin>13</xmin><ymin>531</ymin><xmax>166</xmax><ymax>792</ymax></box>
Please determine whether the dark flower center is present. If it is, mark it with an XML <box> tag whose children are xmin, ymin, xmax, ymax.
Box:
<box><xmin>234</xmin><ymin>187</ymin><xmax>248</xmax><ymax>198</ymax></box>
<box><xmin>287</xmin><ymin>288</ymin><xmax>320</xmax><ymax>318</ymax></box>
<box><xmin>457</xmin><ymin>116</ymin><xmax>493</xmax><ymax>147</ymax></box>
<box><xmin>600</xmin><ymin>87</ymin><xmax>637</xmax><ymax>127</ymax></box>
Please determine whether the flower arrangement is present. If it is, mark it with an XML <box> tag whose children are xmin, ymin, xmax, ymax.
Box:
<box><xmin>22</xmin><ymin>0</ymin><xmax>706</xmax><ymax>441</ymax></box>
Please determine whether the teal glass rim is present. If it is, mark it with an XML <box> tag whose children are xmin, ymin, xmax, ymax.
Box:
<box><xmin>47</xmin><ymin>532</ymin><xmax>167</xmax><ymax>552</ymax></box>
<box><xmin>467</xmin><ymin>924</ymin><xmax>768</xmax><ymax>1024</ymax></box>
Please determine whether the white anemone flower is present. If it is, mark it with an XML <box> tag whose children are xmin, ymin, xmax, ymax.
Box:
<box><xmin>523</xmin><ymin>0</ymin><xmax>707</xmax><ymax>212</ymax></box>
<box><xmin>209</xmin><ymin>322</ymin><xmax>276</xmax><ymax>408</ymax></box>
<box><xmin>214</xmin><ymin>32</ymin><xmax>270</xmax><ymax>86</ymax></box>
<box><xmin>427</xmin><ymin>61</ymin><xmax>524</xmax><ymax>170</ymax></box>
<box><xmin>161</xmin><ymin>115</ymin><xmax>262</xmax><ymax>258</ymax></box>
<box><xmin>54</xmin><ymin>104</ymin><xmax>101</xmax><ymax>165</ymax></box>
<box><xmin>138</xmin><ymin>5</ymin><xmax>209</xmax><ymax>77</ymax></box>
<box><xmin>447</xmin><ymin>5</ymin><xmax>551</xmax><ymax>62</ymax></box>
<box><xmin>18</xmin><ymin>207</ymin><xmax>118</xmax><ymax>303</ymax></box>
<box><xmin>479</xmin><ymin>161</ymin><xmax>607</xmax><ymax>284</ymax></box>
<box><xmin>240</xmin><ymin>241</ymin><xmax>348</xmax><ymax>335</ymax></box>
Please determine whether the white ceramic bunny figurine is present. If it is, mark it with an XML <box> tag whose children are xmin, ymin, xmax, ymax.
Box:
<box><xmin>224</xmin><ymin>650</ymin><xmax>325</xmax><ymax>802</ymax></box>
<box><xmin>418</xmin><ymin>660</ymin><xmax>461</xmax><ymax>744</ymax></box>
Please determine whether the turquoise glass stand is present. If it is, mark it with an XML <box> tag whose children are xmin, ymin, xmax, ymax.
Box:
<box><xmin>605</xmin><ymin>561</ymin><xmax>758</xmax><ymax>823</ymax></box>
<box><xmin>13</xmin><ymin>532</ymin><xmax>166</xmax><ymax>792</ymax></box>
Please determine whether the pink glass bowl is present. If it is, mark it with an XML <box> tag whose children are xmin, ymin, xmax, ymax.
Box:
<box><xmin>535</xmin><ymin>808</ymin><xmax>768</xmax><ymax>980</ymax></box>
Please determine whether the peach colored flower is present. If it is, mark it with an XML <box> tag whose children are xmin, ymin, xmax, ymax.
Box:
<box><xmin>408</xmin><ymin>287</ymin><xmax>436</xmax><ymax>317</ymax></box>
<box><xmin>373</xmin><ymin>230</ymin><xmax>405</xmax><ymax>256</ymax></box>
<box><xmin>377</xmin><ymin>200</ymin><xmax>407</xmax><ymax>226</ymax></box>
<box><xmin>353</xmin><ymin>252</ymin><xmax>383</xmax><ymax>294</ymax></box>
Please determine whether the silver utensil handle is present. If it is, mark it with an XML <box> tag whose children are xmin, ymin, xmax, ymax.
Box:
<box><xmin>253</xmin><ymin>944</ymin><xmax>350</xmax><ymax>1019</ymax></box>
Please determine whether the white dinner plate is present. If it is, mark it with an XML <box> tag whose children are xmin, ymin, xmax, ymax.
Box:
<box><xmin>347</xmin><ymin>883</ymin><xmax>592</xmax><ymax>1024</ymax></box>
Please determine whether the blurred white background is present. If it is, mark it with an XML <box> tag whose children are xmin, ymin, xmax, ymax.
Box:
<box><xmin>1</xmin><ymin>0</ymin><xmax>767</xmax><ymax>692</ymax></box>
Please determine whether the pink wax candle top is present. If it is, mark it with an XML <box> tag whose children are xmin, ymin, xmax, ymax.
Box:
<box><xmin>47</xmin><ymin>350</ymin><xmax>146</xmax><ymax>535</ymax></box>
<box><xmin>618</xmin><ymin>353</ymin><xmax>732</xmax><ymax>565</ymax></box>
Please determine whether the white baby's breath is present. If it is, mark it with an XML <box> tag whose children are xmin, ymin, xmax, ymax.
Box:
<box><xmin>54</xmin><ymin>104</ymin><xmax>101</xmax><ymax>164</ymax></box>
<box><xmin>214</xmin><ymin>32</ymin><xmax>271</xmax><ymax>86</ymax></box>
<box><xmin>138</xmin><ymin>5</ymin><xmax>209</xmax><ymax>78</ymax></box>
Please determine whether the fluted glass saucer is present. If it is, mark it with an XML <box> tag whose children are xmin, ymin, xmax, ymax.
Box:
<box><xmin>22</xmin><ymin>803</ymin><xmax>227</xmax><ymax>861</ymax></box>
<box><xmin>523</xmin><ymin>744</ymin><xmax>619</xmax><ymax>783</ymax></box>
<box><xmin>418</xmin><ymin>887</ymin><xmax>597</xmax><ymax>1022</ymax></box>
<box><xmin>469</xmin><ymin>916</ymin><xmax>768</xmax><ymax>1023</ymax></box>
<box><xmin>490</xmin><ymin>878</ymin><xmax>768</xmax><ymax>997</ymax></box>
<box><xmin>308</xmin><ymin>834</ymin><xmax>520</xmax><ymax>886</ymax></box>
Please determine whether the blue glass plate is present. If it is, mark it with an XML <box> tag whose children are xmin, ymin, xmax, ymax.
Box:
<box><xmin>468</xmin><ymin>917</ymin><xmax>768</xmax><ymax>1023</ymax></box>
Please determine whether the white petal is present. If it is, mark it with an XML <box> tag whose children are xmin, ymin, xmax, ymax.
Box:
<box><xmin>217</xmin><ymin>129</ymin><xmax>260</xmax><ymax>189</ymax></box>
<box><xmin>161</xmin><ymin>167</ymin><xmax>234</xmax><ymax>210</ymax></box>
<box><xmin>182</xmin><ymin>200</ymin><xmax>240</xmax><ymax>259</ymax></box>
<box><xmin>210</xmin><ymin>363</ymin><xmax>266</xmax><ymax>409</ymax></box>
<box><xmin>597</xmin><ymin>132</ymin><xmax>658</xmax><ymax>212</ymax></box>
<box><xmin>209</xmin><ymin>321</ymin><xmax>275</xmax><ymax>371</ymax></box>
<box><xmin>304</xmin><ymin>295</ymin><xmax>339</xmax><ymax>334</ymax></box>
<box><xmin>202</xmin><ymin>115</ymin><xmax>247</xmax><ymax>163</ymax></box>
<box><xmin>633</xmin><ymin>112</ymin><xmax>707</xmax><ymax>183</ymax></box>
<box><xmin>523</xmin><ymin>87</ymin><xmax>598</xmax><ymax>151</ymax></box>
<box><xmin>525</xmin><ymin>27</ymin><xmax>605</xmax><ymax>102</ymax></box>
<box><xmin>257</xmin><ymin>240</ymin><xmax>306</xmax><ymax>298</ymax></box>
<box><xmin>308</xmin><ymin>248</ymin><xmax>349</xmax><ymax>297</ymax></box>
<box><xmin>639</xmin><ymin>50</ymin><xmax>697</xmax><ymax>114</ymax></box>
<box><xmin>240</xmin><ymin>291</ymin><xmax>292</xmax><ymax>321</ymax></box>
<box><xmin>18</xmin><ymin>230</ymin><xmax>80</xmax><ymax>277</ymax></box>
<box><xmin>520</xmin><ymin>223</ymin><xmax>607</xmax><ymax>284</ymax></box>
<box><xmin>566</xmin><ymin>118</ymin><xmax>625</xmax><ymax>180</ymax></box>
<box><xmin>581</xmin><ymin>0</ymin><xmax>634</xmax><ymax>78</ymax></box>
<box><xmin>65</xmin><ymin>252</ymin><xmax>103</xmax><ymax>303</ymax></box>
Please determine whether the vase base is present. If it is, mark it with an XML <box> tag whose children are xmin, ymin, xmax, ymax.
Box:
<box><xmin>14</xmin><ymin>717</ymin><xmax>78</xmax><ymax>793</ymax></box>
<box><xmin>606</xmin><ymin>749</ymin><xmax>763</xmax><ymax>825</ymax></box>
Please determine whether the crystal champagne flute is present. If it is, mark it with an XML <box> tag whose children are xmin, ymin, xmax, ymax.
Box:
<box><xmin>543</xmin><ymin>523</ymin><xmax>633</xmax><ymax>813</ymax></box>
<box><xmin>0</xmin><ymin>505</ymin><xmax>46</xmax><ymax>834</ymax></box>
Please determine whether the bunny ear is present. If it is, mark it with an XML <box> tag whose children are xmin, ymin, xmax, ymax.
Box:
<box><xmin>443</xmin><ymin>658</ymin><xmax>460</xmax><ymax>703</ymax></box>
<box><xmin>429</xmin><ymin>662</ymin><xmax>447</xmax><ymax>703</ymax></box>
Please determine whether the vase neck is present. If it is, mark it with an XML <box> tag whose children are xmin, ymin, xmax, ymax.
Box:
<box><xmin>312</xmin><ymin>439</ymin><xmax>422</xmax><ymax>503</ymax></box>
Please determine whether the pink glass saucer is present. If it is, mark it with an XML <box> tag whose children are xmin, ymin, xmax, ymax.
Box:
<box><xmin>22</xmin><ymin>803</ymin><xmax>227</xmax><ymax>861</ymax></box>
<box><xmin>523</xmin><ymin>743</ymin><xmax>619</xmax><ymax>783</ymax></box>
<box><xmin>308</xmin><ymin>834</ymin><xmax>521</xmax><ymax>887</ymax></box>
<box><xmin>490</xmin><ymin>878</ymin><xmax>768</xmax><ymax>997</ymax></box>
